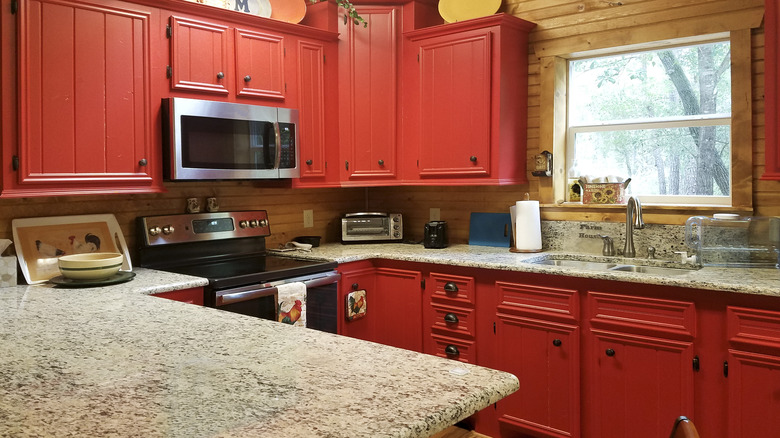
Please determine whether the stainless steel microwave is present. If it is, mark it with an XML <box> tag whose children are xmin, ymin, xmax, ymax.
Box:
<box><xmin>162</xmin><ymin>97</ymin><xmax>299</xmax><ymax>180</ymax></box>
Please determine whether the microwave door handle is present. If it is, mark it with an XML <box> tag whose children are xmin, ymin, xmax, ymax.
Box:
<box><xmin>273</xmin><ymin>121</ymin><xmax>282</xmax><ymax>169</ymax></box>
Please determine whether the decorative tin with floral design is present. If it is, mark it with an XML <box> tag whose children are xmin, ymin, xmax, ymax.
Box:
<box><xmin>580</xmin><ymin>179</ymin><xmax>631</xmax><ymax>204</ymax></box>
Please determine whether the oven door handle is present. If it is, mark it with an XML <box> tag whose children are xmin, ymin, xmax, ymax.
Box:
<box><xmin>216</xmin><ymin>272</ymin><xmax>341</xmax><ymax>307</ymax></box>
<box><xmin>216</xmin><ymin>286</ymin><xmax>277</xmax><ymax>307</ymax></box>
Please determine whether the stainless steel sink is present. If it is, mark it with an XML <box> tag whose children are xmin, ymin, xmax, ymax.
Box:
<box><xmin>608</xmin><ymin>265</ymin><xmax>694</xmax><ymax>276</ymax></box>
<box><xmin>527</xmin><ymin>256</ymin><xmax>697</xmax><ymax>276</ymax></box>
<box><xmin>534</xmin><ymin>259</ymin><xmax>619</xmax><ymax>270</ymax></box>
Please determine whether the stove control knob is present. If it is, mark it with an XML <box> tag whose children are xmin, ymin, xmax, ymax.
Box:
<box><xmin>162</xmin><ymin>225</ymin><xmax>175</xmax><ymax>235</ymax></box>
<box><xmin>148</xmin><ymin>226</ymin><xmax>162</xmax><ymax>236</ymax></box>
<box><xmin>239</xmin><ymin>220</ymin><xmax>249</xmax><ymax>229</ymax></box>
<box><xmin>394</xmin><ymin>231</ymin><xmax>401</xmax><ymax>238</ymax></box>
<box><xmin>259</xmin><ymin>219</ymin><xmax>269</xmax><ymax>228</ymax></box>
<box><xmin>249</xmin><ymin>219</ymin><xmax>259</xmax><ymax>228</ymax></box>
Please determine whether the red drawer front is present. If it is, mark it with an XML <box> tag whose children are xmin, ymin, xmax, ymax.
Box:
<box><xmin>430</xmin><ymin>272</ymin><xmax>475</xmax><ymax>306</ymax></box>
<box><xmin>728</xmin><ymin>306</ymin><xmax>780</xmax><ymax>354</ymax></box>
<box><xmin>429</xmin><ymin>302</ymin><xmax>476</xmax><ymax>338</ymax></box>
<box><xmin>429</xmin><ymin>334</ymin><xmax>476</xmax><ymax>363</ymax></box>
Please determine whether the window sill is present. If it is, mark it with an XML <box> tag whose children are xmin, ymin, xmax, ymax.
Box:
<box><xmin>540</xmin><ymin>202</ymin><xmax>753</xmax><ymax>225</ymax></box>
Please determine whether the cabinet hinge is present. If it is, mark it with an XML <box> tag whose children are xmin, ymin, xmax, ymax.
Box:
<box><xmin>285</xmin><ymin>83</ymin><xmax>287</xmax><ymax>92</ymax></box>
<box><xmin>345</xmin><ymin>161</ymin><xmax>349</xmax><ymax>170</ymax></box>
<box><xmin>323</xmin><ymin>54</ymin><xmax>326</xmax><ymax>63</ymax></box>
<box><xmin>493</xmin><ymin>322</ymin><xmax>496</xmax><ymax>334</ymax></box>
<box><xmin>166</xmin><ymin>24</ymin><xmax>172</xmax><ymax>38</ymax></box>
<box><xmin>692</xmin><ymin>355</ymin><xmax>700</xmax><ymax>372</ymax></box>
<box><xmin>421</xmin><ymin>278</ymin><xmax>425</xmax><ymax>290</ymax></box>
<box><xmin>12</xmin><ymin>155</ymin><xmax>19</xmax><ymax>171</ymax></box>
<box><xmin>417</xmin><ymin>53</ymin><xmax>420</xmax><ymax>63</ymax></box>
<box><xmin>723</xmin><ymin>361</ymin><xmax>729</xmax><ymax>378</ymax></box>
<box><xmin>11</xmin><ymin>0</ymin><xmax>18</xmax><ymax>14</ymax></box>
<box><xmin>166</xmin><ymin>65</ymin><xmax>172</xmax><ymax>79</ymax></box>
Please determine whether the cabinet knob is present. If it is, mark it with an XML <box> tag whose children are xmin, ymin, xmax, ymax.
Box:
<box><xmin>470</xmin><ymin>156</ymin><xmax>477</xmax><ymax>162</ymax></box>
<box><xmin>445</xmin><ymin>345</ymin><xmax>460</xmax><ymax>358</ymax></box>
<box><xmin>605</xmin><ymin>348</ymin><xmax>616</xmax><ymax>357</ymax></box>
<box><xmin>552</xmin><ymin>339</ymin><xmax>562</xmax><ymax>347</ymax></box>
<box><xmin>378</xmin><ymin>159</ymin><xmax>384</xmax><ymax>166</ymax></box>
<box><xmin>138</xmin><ymin>158</ymin><xmax>148</xmax><ymax>166</ymax></box>
<box><xmin>306</xmin><ymin>159</ymin><xmax>313</xmax><ymax>165</ymax></box>
<box><xmin>216</xmin><ymin>71</ymin><xmax>224</xmax><ymax>79</ymax></box>
<box><xmin>351</xmin><ymin>283</ymin><xmax>359</xmax><ymax>290</ymax></box>
<box><xmin>444</xmin><ymin>313</ymin><xmax>459</xmax><ymax>324</ymax></box>
<box><xmin>443</xmin><ymin>282</ymin><xmax>459</xmax><ymax>293</ymax></box>
<box><xmin>244</xmin><ymin>75</ymin><xmax>252</xmax><ymax>82</ymax></box>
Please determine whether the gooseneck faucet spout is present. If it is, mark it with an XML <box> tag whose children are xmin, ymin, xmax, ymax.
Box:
<box><xmin>623</xmin><ymin>196</ymin><xmax>644</xmax><ymax>258</ymax></box>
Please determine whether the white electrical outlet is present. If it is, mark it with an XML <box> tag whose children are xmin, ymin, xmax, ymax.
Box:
<box><xmin>303</xmin><ymin>209</ymin><xmax>314</xmax><ymax>228</ymax></box>
<box><xmin>429</xmin><ymin>207</ymin><xmax>441</xmax><ymax>221</ymax></box>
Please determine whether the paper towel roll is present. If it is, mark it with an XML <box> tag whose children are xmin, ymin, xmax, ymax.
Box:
<box><xmin>514</xmin><ymin>200</ymin><xmax>542</xmax><ymax>252</ymax></box>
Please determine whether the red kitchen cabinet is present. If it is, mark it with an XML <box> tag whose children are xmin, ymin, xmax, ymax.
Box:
<box><xmin>492</xmin><ymin>280</ymin><xmax>580</xmax><ymax>438</ymax></box>
<box><xmin>764</xmin><ymin>0</ymin><xmax>780</xmax><ymax>179</ymax></box>
<box><xmin>153</xmin><ymin>287</ymin><xmax>204</xmax><ymax>305</ymax></box>
<box><xmin>404</xmin><ymin>14</ymin><xmax>535</xmax><ymax>185</ymax></box>
<box><xmin>293</xmin><ymin>37</ymin><xmax>340</xmax><ymax>187</ymax></box>
<box><xmin>167</xmin><ymin>14</ymin><xmax>291</xmax><ymax>103</ymax></box>
<box><xmin>338</xmin><ymin>261</ymin><xmax>424</xmax><ymax>351</ymax></box>
<box><xmin>583</xmin><ymin>291</ymin><xmax>696</xmax><ymax>438</ymax></box>
<box><xmin>726</xmin><ymin>306</ymin><xmax>780</xmax><ymax>437</ymax></box>
<box><xmin>4</xmin><ymin>0</ymin><xmax>162</xmax><ymax>197</ymax></box>
<box><xmin>338</xmin><ymin>5</ymin><xmax>401</xmax><ymax>183</ymax></box>
<box><xmin>168</xmin><ymin>15</ymin><xmax>230</xmax><ymax>95</ymax></box>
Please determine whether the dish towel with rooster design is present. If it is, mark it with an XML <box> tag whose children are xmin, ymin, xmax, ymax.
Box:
<box><xmin>277</xmin><ymin>282</ymin><xmax>307</xmax><ymax>327</ymax></box>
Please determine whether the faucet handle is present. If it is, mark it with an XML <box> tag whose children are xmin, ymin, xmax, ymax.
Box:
<box><xmin>600</xmin><ymin>235</ymin><xmax>616</xmax><ymax>256</ymax></box>
<box><xmin>647</xmin><ymin>246</ymin><xmax>656</xmax><ymax>259</ymax></box>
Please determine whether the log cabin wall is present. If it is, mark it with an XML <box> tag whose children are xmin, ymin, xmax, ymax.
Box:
<box><xmin>368</xmin><ymin>0</ymin><xmax>775</xmax><ymax>245</ymax></box>
<box><xmin>0</xmin><ymin>184</ymin><xmax>365</xmax><ymax>258</ymax></box>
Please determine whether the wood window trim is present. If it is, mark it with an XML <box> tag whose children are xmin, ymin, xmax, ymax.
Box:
<box><xmin>536</xmin><ymin>30</ymin><xmax>754</xmax><ymax>225</ymax></box>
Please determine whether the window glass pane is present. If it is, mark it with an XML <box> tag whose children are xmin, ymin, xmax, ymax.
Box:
<box><xmin>567</xmin><ymin>39</ymin><xmax>732</xmax><ymax>203</ymax></box>
<box><xmin>573</xmin><ymin>125</ymin><xmax>731</xmax><ymax>196</ymax></box>
<box><xmin>570</xmin><ymin>41</ymin><xmax>731</xmax><ymax>125</ymax></box>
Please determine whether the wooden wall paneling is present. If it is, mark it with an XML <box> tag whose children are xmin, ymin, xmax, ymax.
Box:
<box><xmin>731</xmin><ymin>28</ymin><xmax>755</xmax><ymax>210</ymax></box>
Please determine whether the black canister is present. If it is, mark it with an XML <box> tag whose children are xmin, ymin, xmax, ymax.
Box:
<box><xmin>423</xmin><ymin>221</ymin><xmax>448</xmax><ymax>248</ymax></box>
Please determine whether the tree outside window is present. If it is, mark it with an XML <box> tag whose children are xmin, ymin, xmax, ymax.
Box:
<box><xmin>568</xmin><ymin>40</ymin><xmax>731</xmax><ymax>204</ymax></box>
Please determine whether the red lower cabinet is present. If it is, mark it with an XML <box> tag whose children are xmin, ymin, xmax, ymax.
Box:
<box><xmin>491</xmin><ymin>280</ymin><xmax>580</xmax><ymax>438</ymax></box>
<box><xmin>726</xmin><ymin>306</ymin><xmax>780</xmax><ymax>437</ymax></box>
<box><xmin>153</xmin><ymin>287</ymin><xmax>204</xmax><ymax>305</ymax></box>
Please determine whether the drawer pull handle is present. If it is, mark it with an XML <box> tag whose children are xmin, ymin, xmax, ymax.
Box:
<box><xmin>445</xmin><ymin>345</ymin><xmax>459</xmax><ymax>357</ymax></box>
<box><xmin>444</xmin><ymin>313</ymin><xmax>459</xmax><ymax>324</ymax></box>
<box><xmin>552</xmin><ymin>339</ymin><xmax>562</xmax><ymax>347</ymax></box>
<box><xmin>443</xmin><ymin>282</ymin><xmax>459</xmax><ymax>293</ymax></box>
<box><xmin>605</xmin><ymin>348</ymin><xmax>616</xmax><ymax>357</ymax></box>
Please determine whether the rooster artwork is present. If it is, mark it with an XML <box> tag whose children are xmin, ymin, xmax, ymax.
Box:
<box><xmin>346</xmin><ymin>289</ymin><xmax>367</xmax><ymax>321</ymax></box>
<box><xmin>278</xmin><ymin>299</ymin><xmax>303</xmax><ymax>325</ymax></box>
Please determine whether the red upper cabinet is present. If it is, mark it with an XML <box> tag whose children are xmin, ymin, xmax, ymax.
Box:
<box><xmin>166</xmin><ymin>13</ymin><xmax>290</xmax><ymax>103</ymax></box>
<box><xmin>169</xmin><ymin>15</ymin><xmax>230</xmax><ymax>95</ymax></box>
<box><xmin>338</xmin><ymin>5</ymin><xmax>401</xmax><ymax>183</ymax></box>
<box><xmin>764</xmin><ymin>0</ymin><xmax>780</xmax><ymax>179</ymax></box>
<box><xmin>5</xmin><ymin>0</ymin><xmax>162</xmax><ymax>197</ymax></box>
<box><xmin>234</xmin><ymin>27</ymin><xmax>285</xmax><ymax>100</ymax></box>
<box><xmin>404</xmin><ymin>14</ymin><xmax>535</xmax><ymax>185</ymax></box>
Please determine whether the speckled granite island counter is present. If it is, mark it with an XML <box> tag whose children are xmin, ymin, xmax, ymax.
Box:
<box><xmin>286</xmin><ymin>243</ymin><xmax>780</xmax><ymax>297</ymax></box>
<box><xmin>0</xmin><ymin>268</ymin><xmax>518</xmax><ymax>438</ymax></box>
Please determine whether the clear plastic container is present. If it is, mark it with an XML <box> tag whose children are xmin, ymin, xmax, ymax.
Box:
<box><xmin>685</xmin><ymin>215</ymin><xmax>780</xmax><ymax>268</ymax></box>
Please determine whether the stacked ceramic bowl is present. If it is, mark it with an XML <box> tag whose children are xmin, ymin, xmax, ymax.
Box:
<box><xmin>58</xmin><ymin>253</ymin><xmax>124</xmax><ymax>280</ymax></box>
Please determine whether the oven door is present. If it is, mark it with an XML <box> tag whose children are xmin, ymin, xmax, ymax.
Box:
<box><xmin>213</xmin><ymin>271</ymin><xmax>340</xmax><ymax>333</ymax></box>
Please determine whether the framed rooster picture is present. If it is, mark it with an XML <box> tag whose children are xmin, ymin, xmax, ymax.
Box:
<box><xmin>12</xmin><ymin>214</ymin><xmax>132</xmax><ymax>284</ymax></box>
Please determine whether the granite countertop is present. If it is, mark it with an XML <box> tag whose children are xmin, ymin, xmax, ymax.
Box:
<box><xmin>281</xmin><ymin>243</ymin><xmax>780</xmax><ymax>297</ymax></box>
<box><xmin>0</xmin><ymin>268</ymin><xmax>518</xmax><ymax>438</ymax></box>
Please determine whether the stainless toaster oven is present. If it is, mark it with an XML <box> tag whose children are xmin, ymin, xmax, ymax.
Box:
<box><xmin>341</xmin><ymin>213</ymin><xmax>403</xmax><ymax>242</ymax></box>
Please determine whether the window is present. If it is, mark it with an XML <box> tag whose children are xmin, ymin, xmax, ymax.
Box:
<box><xmin>567</xmin><ymin>39</ymin><xmax>732</xmax><ymax>205</ymax></box>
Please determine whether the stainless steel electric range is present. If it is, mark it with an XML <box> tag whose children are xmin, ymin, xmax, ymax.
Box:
<box><xmin>136</xmin><ymin>210</ymin><xmax>339</xmax><ymax>333</ymax></box>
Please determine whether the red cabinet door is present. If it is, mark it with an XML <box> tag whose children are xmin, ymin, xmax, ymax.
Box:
<box><xmin>339</xmin><ymin>5</ymin><xmax>400</xmax><ymax>182</ymax></box>
<box><xmin>153</xmin><ymin>287</ymin><xmax>204</xmax><ymax>305</ymax></box>
<box><xmin>417</xmin><ymin>30</ymin><xmax>491</xmax><ymax>178</ymax></box>
<box><xmin>726</xmin><ymin>306</ymin><xmax>780</xmax><ymax>437</ymax></box>
<box><xmin>234</xmin><ymin>27</ymin><xmax>285</xmax><ymax>100</ymax></box>
<box><xmin>11</xmin><ymin>0</ymin><xmax>160</xmax><ymax>196</ymax></box>
<box><xmin>373</xmin><ymin>267</ymin><xmax>423</xmax><ymax>351</ymax></box>
<box><xmin>169</xmin><ymin>15</ymin><xmax>229</xmax><ymax>95</ymax></box>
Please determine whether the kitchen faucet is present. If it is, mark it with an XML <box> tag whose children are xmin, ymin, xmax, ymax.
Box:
<box><xmin>623</xmin><ymin>196</ymin><xmax>644</xmax><ymax>258</ymax></box>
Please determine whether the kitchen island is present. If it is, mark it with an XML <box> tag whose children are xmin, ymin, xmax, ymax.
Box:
<box><xmin>0</xmin><ymin>268</ymin><xmax>519</xmax><ymax>438</ymax></box>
